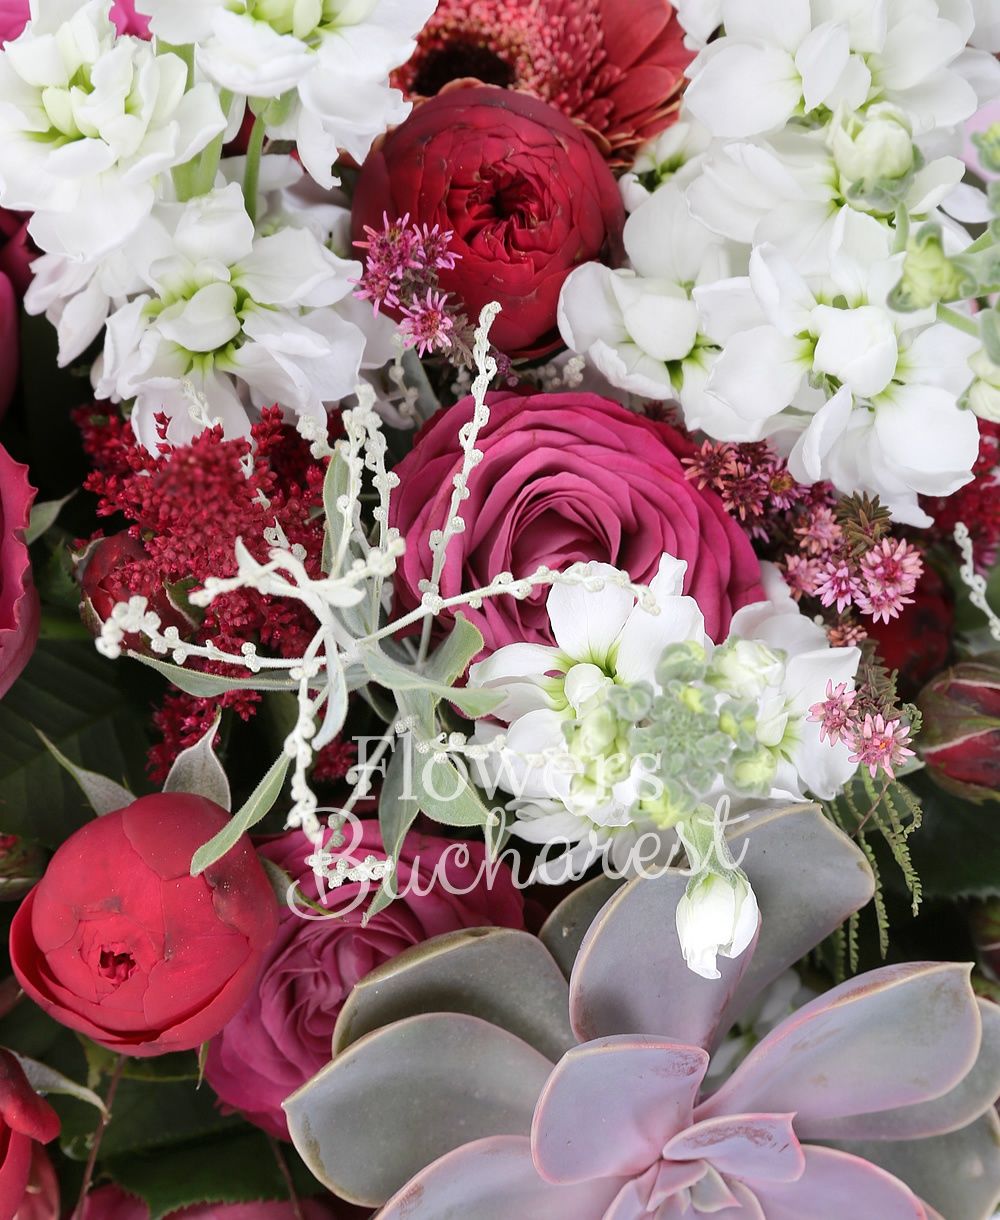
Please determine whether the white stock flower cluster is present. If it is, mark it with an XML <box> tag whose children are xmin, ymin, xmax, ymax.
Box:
<box><xmin>559</xmin><ymin>0</ymin><xmax>1000</xmax><ymax>526</ymax></box>
<box><xmin>1</xmin><ymin>0</ymin><xmax>421</xmax><ymax>450</ymax></box>
<box><xmin>467</xmin><ymin>557</ymin><xmax>861</xmax><ymax>882</ymax></box>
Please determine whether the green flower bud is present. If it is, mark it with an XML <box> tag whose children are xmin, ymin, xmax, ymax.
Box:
<box><xmin>656</xmin><ymin>640</ymin><xmax>708</xmax><ymax>685</ymax></box>
<box><xmin>890</xmin><ymin>225</ymin><xmax>975</xmax><ymax>311</ymax></box>
<box><xmin>831</xmin><ymin>105</ymin><xmax>914</xmax><ymax>193</ymax></box>
<box><xmin>729</xmin><ymin>746</ymin><xmax>778</xmax><ymax>794</ymax></box>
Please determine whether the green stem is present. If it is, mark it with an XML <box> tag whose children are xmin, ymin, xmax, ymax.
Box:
<box><xmin>937</xmin><ymin>304</ymin><xmax>981</xmax><ymax>338</ymax></box>
<box><xmin>75</xmin><ymin>1056</ymin><xmax>126</xmax><ymax>1216</ymax></box>
<box><xmin>173</xmin><ymin>89</ymin><xmax>233</xmax><ymax>202</ymax></box>
<box><xmin>242</xmin><ymin>112</ymin><xmax>267</xmax><ymax>226</ymax></box>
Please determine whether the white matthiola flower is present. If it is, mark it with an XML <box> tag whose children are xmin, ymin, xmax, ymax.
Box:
<box><xmin>675</xmin><ymin>839</ymin><xmax>759</xmax><ymax>980</ymax></box>
<box><xmin>467</xmin><ymin>558</ymin><xmax>861</xmax><ymax>881</ymax></box>
<box><xmin>696</xmin><ymin>209</ymin><xmax>981</xmax><ymax>520</ymax></box>
<box><xmin>95</xmin><ymin>183</ymin><xmax>366</xmax><ymax>449</ymax></box>
<box><xmin>557</xmin><ymin>183</ymin><xmax>743</xmax><ymax>410</ymax></box>
<box><xmin>686</xmin><ymin>125</ymin><xmax>965</xmax><ymax>277</ymax></box>
<box><xmin>674</xmin><ymin>0</ymin><xmax>722</xmax><ymax>50</ymax></box>
<box><xmin>619</xmin><ymin>119</ymin><xmax>713</xmax><ymax>212</ymax></box>
<box><xmin>0</xmin><ymin>0</ymin><xmax>225</xmax><ymax>259</ymax></box>
<box><xmin>686</xmin><ymin>0</ymin><xmax>979</xmax><ymax>140</ymax></box>
<box><xmin>137</xmin><ymin>0</ymin><xmax>436</xmax><ymax>187</ymax></box>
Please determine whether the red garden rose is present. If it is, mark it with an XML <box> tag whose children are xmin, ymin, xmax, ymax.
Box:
<box><xmin>0</xmin><ymin>445</ymin><xmax>37</xmax><ymax>699</ymax></box>
<box><xmin>351</xmin><ymin>85</ymin><xmax>625</xmax><ymax>357</ymax></box>
<box><xmin>0</xmin><ymin>1051</ymin><xmax>59</xmax><ymax>1220</ymax></box>
<box><xmin>10</xmin><ymin>795</ymin><xmax>278</xmax><ymax>1057</ymax></box>
<box><xmin>389</xmin><ymin>391</ymin><xmax>765</xmax><ymax>651</ymax></box>
<box><xmin>204</xmin><ymin>823</ymin><xmax>525</xmax><ymax>1139</ymax></box>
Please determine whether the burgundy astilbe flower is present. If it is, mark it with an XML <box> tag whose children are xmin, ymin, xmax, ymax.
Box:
<box><xmin>76</xmin><ymin>405</ymin><xmax>354</xmax><ymax>783</ymax></box>
<box><xmin>395</xmin><ymin>0</ymin><xmax>692</xmax><ymax>163</ymax></box>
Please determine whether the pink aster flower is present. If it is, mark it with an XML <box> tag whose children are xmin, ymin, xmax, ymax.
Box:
<box><xmin>399</xmin><ymin>289</ymin><xmax>457</xmax><ymax>357</ymax></box>
<box><xmin>783</xmin><ymin>554</ymin><xmax>823</xmax><ymax>599</ymax></box>
<box><xmin>795</xmin><ymin>504</ymin><xmax>843</xmax><ymax>556</ymax></box>
<box><xmin>808</xmin><ymin>680</ymin><xmax>857</xmax><ymax>746</ymax></box>
<box><xmin>814</xmin><ymin>559</ymin><xmax>862</xmax><ymax>614</ymax></box>
<box><xmin>396</xmin><ymin>0</ymin><xmax>693</xmax><ymax>164</ymax></box>
<box><xmin>849</xmin><ymin>714</ymin><xmax>916</xmax><ymax>780</ymax></box>
<box><xmin>856</xmin><ymin>538</ymin><xmax>924</xmax><ymax>624</ymax></box>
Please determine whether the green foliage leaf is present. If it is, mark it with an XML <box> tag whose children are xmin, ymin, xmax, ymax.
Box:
<box><xmin>898</xmin><ymin>770</ymin><xmax>1000</xmax><ymax>900</ymax></box>
<box><xmin>425</xmin><ymin>614</ymin><xmax>484</xmax><ymax>687</ymax></box>
<box><xmin>106</xmin><ymin>1129</ymin><xmax>318</xmax><ymax>1220</ymax></box>
<box><xmin>363</xmin><ymin>645</ymin><xmax>502</xmax><ymax>719</ymax></box>
<box><xmin>60</xmin><ymin>1077</ymin><xmax>241</xmax><ymax>1162</ymax></box>
<box><xmin>190</xmin><ymin>750</ymin><xmax>290</xmax><ymax>875</ymax></box>
<box><xmin>35</xmin><ymin>729</ymin><xmax>134</xmax><ymax>817</ymax></box>
<box><xmin>25</xmin><ymin>493</ymin><xmax>75</xmax><ymax>546</ymax></box>
<box><xmin>13</xmin><ymin>1053</ymin><xmax>107</xmax><ymax>1115</ymax></box>
<box><xmin>129</xmin><ymin>653</ymin><xmax>299</xmax><ymax>695</ymax></box>
<box><xmin>162</xmin><ymin>715</ymin><xmax>231</xmax><ymax>810</ymax></box>
<box><xmin>0</xmin><ymin>641</ymin><xmax>153</xmax><ymax>845</ymax></box>
<box><xmin>321</xmin><ymin>445</ymin><xmax>353</xmax><ymax>578</ymax></box>
<box><xmin>366</xmin><ymin>745</ymin><xmax>420</xmax><ymax>922</ymax></box>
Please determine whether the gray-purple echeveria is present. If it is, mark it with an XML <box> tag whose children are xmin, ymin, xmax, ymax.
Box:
<box><xmin>284</xmin><ymin>803</ymin><xmax>1000</xmax><ymax>1219</ymax></box>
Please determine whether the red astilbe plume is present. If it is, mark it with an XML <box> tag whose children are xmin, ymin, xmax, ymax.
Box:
<box><xmin>76</xmin><ymin>405</ymin><xmax>356</xmax><ymax>784</ymax></box>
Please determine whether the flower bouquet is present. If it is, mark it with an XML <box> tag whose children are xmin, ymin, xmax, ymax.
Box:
<box><xmin>0</xmin><ymin>0</ymin><xmax>999</xmax><ymax>1216</ymax></box>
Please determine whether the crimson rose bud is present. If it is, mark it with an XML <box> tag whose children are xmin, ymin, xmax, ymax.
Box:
<box><xmin>0</xmin><ymin>1050</ymin><xmax>59</xmax><ymax>1220</ymax></box>
<box><xmin>10</xmin><ymin>794</ymin><xmax>278</xmax><ymax>1057</ymax></box>
<box><xmin>917</xmin><ymin>655</ymin><xmax>1000</xmax><ymax>801</ymax></box>
<box><xmin>352</xmin><ymin>85</ymin><xmax>625</xmax><ymax>356</ymax></box>
<box><xmin>76</xmin><ymin>532</ymin><xmax>192</xmax><ymax>648</ymax></box>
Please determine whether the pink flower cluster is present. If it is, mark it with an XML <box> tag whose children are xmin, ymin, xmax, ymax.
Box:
<box><xmin>791</xmin><ymin>530</ymin><xmax>924</xmax><ymax>626</ymax></box>
<box><xmin>808</xmin><ymin>680</ymin><xmax>916</xmax><ymax>780</ymax></box>
<box><xmin>353</xmin><ymin>213</ymin><xmax>463</xmax><ymax>357</ymax></box>
<box><xmin>684</xmin><ymin>440</ymin><xmax>924</xmax><ymax>632</ymax></box>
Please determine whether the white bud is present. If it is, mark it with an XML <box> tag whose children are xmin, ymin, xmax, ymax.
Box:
<box><xmin>675</xmin><ymin>868</ymin><xmax>759</xmax><ymax>980</ymax></box>
<box><xmin>831</xmin><ymin>105</ymin><xmax>914</xmax><ymax>189</ymax></box>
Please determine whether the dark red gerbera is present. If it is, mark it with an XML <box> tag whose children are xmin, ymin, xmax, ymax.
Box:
<box><xmin>395</xmin><ymin>0</ymin><xmax>692</xmax><ymax>163</ymax></box>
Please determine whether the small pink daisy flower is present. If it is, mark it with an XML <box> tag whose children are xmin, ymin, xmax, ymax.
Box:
<box><xmin>808</xmin><ymin>680</ymin><xmax>857</xmax><ymax>746</ymax></box>
<box><xmin>848</xmin><ymin>714</ymin><xmax>916</xmax><ymax>780</ymax></box>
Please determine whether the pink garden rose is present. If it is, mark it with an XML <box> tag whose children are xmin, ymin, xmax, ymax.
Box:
<box><xmin>76</xmin><ymin>1186</ymin><xmax>344</xmax><ymax>1220</ymax></box>
<box><xmin>205</xmin><ymin>824</ymin><xmax>525</xmax><ymax>1139</ymax></box>
<box><xmin>389</xmin><ymin>391</ymin><xmax>764</xmax><ymax>650</ymax></box>
<box><xmin>0</xmin><ymin>445</ymin><xmax>36</xmax><ymax>698</ymax></box>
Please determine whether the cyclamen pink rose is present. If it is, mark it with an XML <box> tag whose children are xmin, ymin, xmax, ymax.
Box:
<box><xmin>205</xmin><ymin>824</ymin><xmax>525</xmax><ymax>1139</ymax></box>
<box><xmin>389</xmin><ymin>391</ymin><xmax>764</xmax><ymax>651</ymax></box>
<box><xmin>0</xmin><ymin>445</ymin><xmax>37</xmax><ymax>697</ymax></box>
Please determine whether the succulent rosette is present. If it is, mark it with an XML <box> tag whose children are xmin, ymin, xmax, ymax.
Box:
<box><xmin>284</xmin><ymin>806</ymin><xmax>1000</xmax><ymax>1219</ymax></box>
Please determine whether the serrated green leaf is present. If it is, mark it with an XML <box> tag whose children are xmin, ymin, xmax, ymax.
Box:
<box><xmin>0</xmin><ymin>641</ymin><xmax>152</xmax><ymax>845</ymax></box>
<box><xmin>106</xmin><ymin>1130</ymin><xmax>317</xmax><ymax>1220</ymax></box>
<box><xmin>129</xmin><ymin>652</ymin><xmax>300</xmax><ymax>696</ymax></box>
<box><xmin>60</xmin><ymin>1077</ymin><xmax>241</xmax><ymax>1162</ymax></box>
<box><xmin>363</xmin><ymin>645</ymin><xmax>502</xmax><ymax>719</ymax></box>
<box><xmin>162</xmin><ymin>715</ymin><xmax>231</xmax><ymax>810</ymax></box>
<box><xmin>190</xmin><ymin>751</ymin><xmax>290</xmax><ymax>875</ymax></box>
<box><xmin>35</xmin><ymin>729</ymin><xmax>133</xmax><ymax>817</ymax></box>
